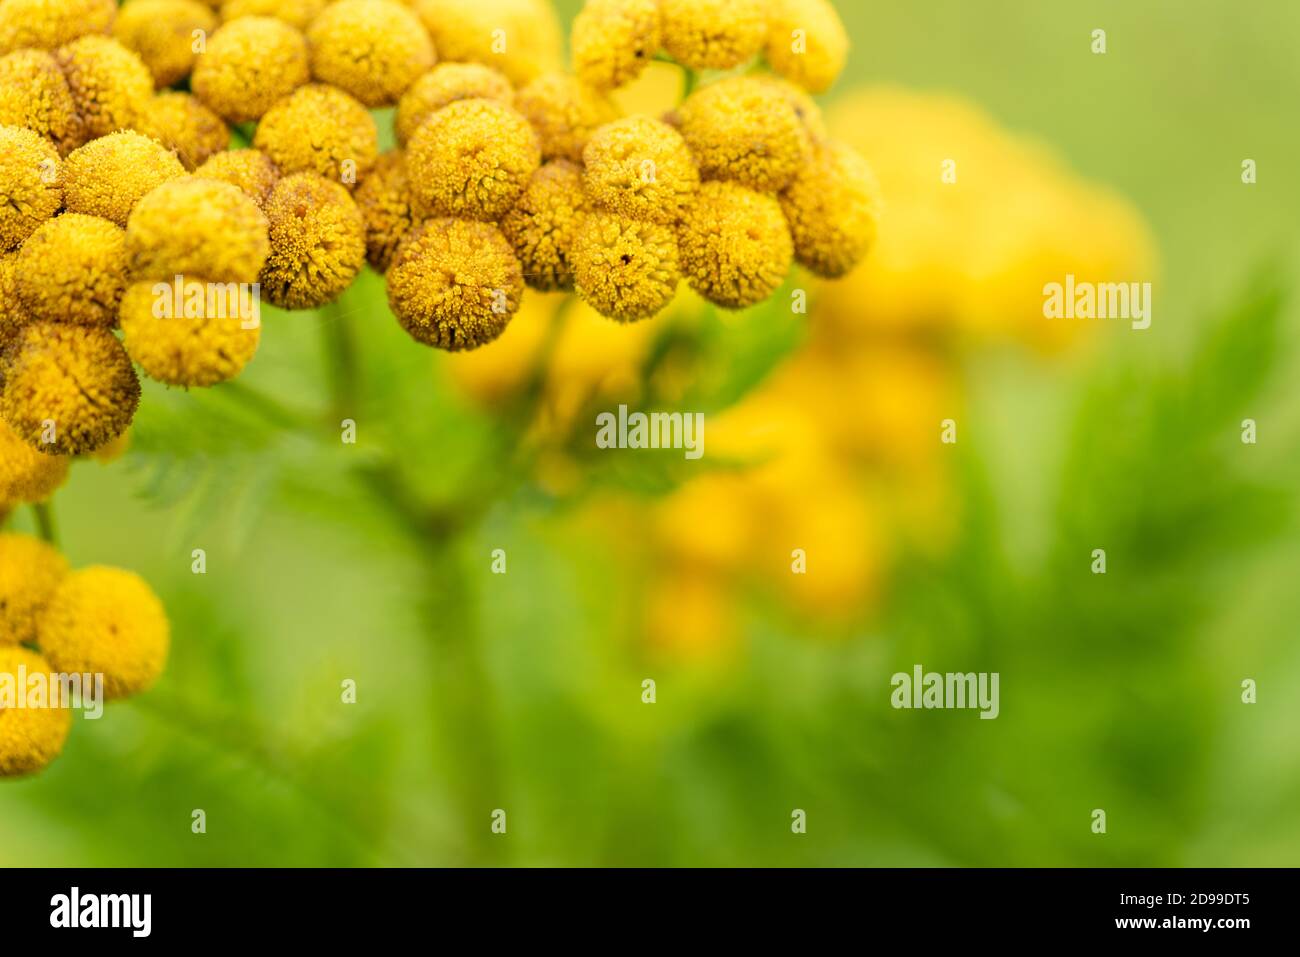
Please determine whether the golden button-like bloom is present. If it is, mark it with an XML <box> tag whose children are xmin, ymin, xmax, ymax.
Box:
<box><xmin>678</xmin><ymin>181</ymin><xmax>792</xmax><ymax>309</ymax></box>
<box><xmin>136</xmin><ymin>92</ymin><xmax>229</xmax><ymax>171</ymax></box>
<box><xmin>659</xmin><ymin>0</ymin><xmax>766</xmax><ymax>71</ymax></box>
<box><xmin>571</xmin><ymin>0</ymin><xmax>660</xmax><ymax>92</ymax></box>
<box><xmin>572</xmin><ymin>211</ymin><xmax>679</xmax><ymax>322</ymax></box>
<box><xmin>194</xmin><ymin>148</ymin><xmax>280</xmax><ymax>208</ymax></box>
<box><xmin>0</xmin><ymin>533</ymin><xmax>68</xmax><ymax>645</ymax></box>
<box><xmin>127</xmin><ymin>177</ymin><xmax>269</xmax><ymax>282</ymax></box>
<box><xmin>0</xmin><ymin>417</ymin><xmax>69</xmax><ymax>503</ymax></box>
<box><xmin>779</xmin><ymin>140</ymin><xmax>880</xmax><ymax>278</ymax></box>
<box><xmin>386</xmin><ymin>217</ymin><xmax>523</xmax><ymax>350</ymax></box>
<box><xmin>1</xmin><ymin>322</ymin><xmax>141</xmax><ymax>455</ymax></box>
<box><xmin>757</xmin><ymin>75</ymin><xmax>828</xmax><ymax>144</ymax></box>
<box><xmin>0</xmin><ymin>250</ymin><xmax>29</xmax><ymax>350</ymax></box>
<box><xmin>14</xmin><ymin>213</ymin><xmax>127</xmax><ymax>327</ymax></box>
<box><xmin>676</xmin><ymin>76</ymin><xmax>811</xmax><ymax>193</ymax></box>
<box><xmin>410</xmin><ymin>0</ymin><xmax>562</xmax><ymax>86</ymax></box>
<box><xmin>0</xmin><ymin>50</ymin><xmax>84</xmax><ymax>155</ymax></box>
<box><xmin>582</xmin><ymin>116</ymin><xmax>698</xmax><ymax>225</ymax></box>
<box><xmin>253</xmin><ymin>82</ymin><xmax>378</xmax><ymax>186</ymax></box>
<box><xmin>218</xmin><ymin>0</ymin><xmax>325</xmax><ymax>31</ymax></box>
<box><xmin>515</xmin><ymin>72</ymin><xmax>619</xmax><ymax>163</ymax></box>
<box><xmin>354</xmin><ymin>150</ymin><xmax>413</xmax><ymax>273</ymax></box>
<box><xmin>120</xmin><ymin>278</ymin><xmax>261</xmax><ymax>386</ymax></box>
<box><xmin>394</xmin><ymin>62</ymin><xmax>513</xmax><ymax>146</ymax></box>
<box><xmin>500</xmin><ymin>159</ymin><xmax>588</xmax><ymax>292</ymax></box>
<box><xmin>406</xmin><ymin>98</ymin><xmax>540</xmax><ymax>221</ymax></box>
<box><xmin>54</xmin><ymin>35</ymin><xmax>153</xmax><ymax>140</ymax></box>
<box><xmin>62</xmin><ymin>130</ymin><xmax>185</xmax><ymax>227</ymax></box>
<box><xmin>306</xmin><ymin>0</ymin><xmax>434</xmax><ymax>108</ymax></box>
<box><xmin>191</xmin><ymin>16</ymin><xmax>309</xmax><ymax>123</ymax></box>
<box><xmin>259</xmin><ymin>172</ymin><xmax>366</xmax><ymax>309</ymax></box>
<box><xmin>39</xmin><ymin>566</ymin><xmax>170</xmax><ymax>700</ymax></box>
<box><xmin>0</xmin><ymin>0</ymin><xmax>116</xmax><ymax>56</ymax></box>
<box><xmin>764</xmin><ymin>0</ymin><xmax>848</xmax><ymax>94</ymax></box>
<box><xmin>0</xmin><ymin>646</ymin><xmax>72</xmax><ymax>777</ymax></box>
<box><xmin>113</xmin><ymin>0</ymin><xmax>217</xmax><ymax>88</ymax></box>
<box><xmin>0</xmin><ymin>125</ymin><xmax>62</xmax><ymax>251</ymax></box>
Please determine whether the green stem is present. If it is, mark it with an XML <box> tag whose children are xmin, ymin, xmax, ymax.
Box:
<box><xmin>680</xmin><ymin>65</ymin><xmax>699</xmax><ymax>100</ymax></box>
<box><xmin>320</xmin><ymin>297</ymin><xmax>361</xmax><ymax>427</ymax></box>
<box><xmin>31</xmin><ymin>501</ymin><xmax>56</xmax><ymax>546</ymax></box>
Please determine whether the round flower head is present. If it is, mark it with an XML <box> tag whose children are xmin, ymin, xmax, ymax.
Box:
<box><xmin>120</xmin><ymin>278</ymin><xmax>260</xmax><ymax>386</ymax></box>
<box><xmin>572</xmin><ymin>211</ymin><xmax>679</xmax><ymax>322</ymax></box>
<box><xmin>0</xmin><ymin>533</ymin><xmax>68</xmax><ymax>644</ymax></box>
<box><xmin>354</xmin><ymin>151</ymin><xmax>413</xmax><ymax>273</ymax></box>
<box><xmin>411</xmin><ymin>0</ymin><xmax>562</xmax><ymax>86</ymax></box>
<box><xmin>386</xmin><ymin>218</ymin><xmax>523</xmax><ymax>350</ymax></box>
<box><xmin>0</xmin><ymin>251</ymin><xmax>29</xmax><ymax>349</ymax></box>
<box><xmin>0</xmin><ymin>0</ymin><xmax>116</xmax><ymax>56</ymax></box>
<box><xmin>571</xmin><ymin>0</ymin><xmax>660</xmax><ymax>92</ymax></box>
<box><xmin>0</xmin><ymin>418</ymin><xmax>69</xmax><ymax>503</ymax></box>
<box><xmin>0</xmin><ymin>126</ymin><xmax>62</xmax><ymax>251</ymax></box>
<box><xmin>757</xmin><ymin>75</ymin><xmax>828</xmax><ymax>144</ymax></box>
<box><xmin>765</xmin><ymin>0</ymin><xmax>848</xmax><ymax>94</ymax></box>
<box><xmin>62</xmin><ymin>130</ymin><xmax>185</xmax><ymax>227</ymax></box>
<box><xmin>113</xmin><ymin>0</ymin><xmax>217</xmax><ymax>88</ymax></box>
<box><xmin>194</xmin><ymin>148</ymin><xmax>279</xmax><ymax>207</ymax></box>
<box><xmin>0</xmin><ymin>646</ymin><xmax>71</xmax><ymax>777</ymax></box>
<box><xmin>55</xmin><ymin>36</ymin><xmax>154</xmax><ymax>140</ymax></box>
<box><xmin>253</xmin><ymin>83</ymin><xmax>378</xmax><ymax>186</ymax></box>
<box><xmin>515</xmin><ymin>72</ymin><xmax>619</xmax><ymax>164</ymax></box>
<box><xmin>406</xmin><ymin>98</ymin><xmax>539</xmax><ymax>221</ymax></box>
<box><xmin>0</xmin><ymin>50</ymin><xmax>84</xmax><ymax>155</ymax></box>
<box><xmin>677</xmin><ymin>181</ymin><xmax>791</xmax><ymax>309</ymax></box>
<box><xmin>659</xmin><ymin>0</ymin><xmax>766</xmax><ymax>70</ymax></box>
<box><xmin>192</xmin><ymin>16</ymin><xmax>309</xmax><ymax>123</ymax></box>
<box><xmin>136</xmin><ymin>92</ymin><xmax>230</xmax><ymax>171</ymax></box>
<box><xmin>14</xmin><ymin>213</ymin><xmax>127</xmax><ymax>327</ymax></box>
<box><xmin>127</xmin><ymin>177</ymin><xmax>269</xmax><ymax>282</ymax></box>
<box><xmin>500</xmin><ymin>160</ymin><xmax>588</xmax><ymax>292</ymax></box>
<box><xmin>394</xmin><ymin>62</ymin><xmax>513</xmax><ymax>147</ymax></box>
<box><xmin>39</xmin><ymin>566</ymin><xmax>170</xmax><ymax>700</ymax></box>
<box><xmin>780</xmin><ymin>140</ymin><xmax>881</xmax><ymax>278</ymax></box>
<box><xmin>218</xmin><ymin>0</ymin><xmax>326</xmax><ymax>30</ymax></box>
<box><xmin>676</xmin><ymin>76</ymin><xmax>812</xmax><ymax>192</ymax></box>
<box><xmin>306</xmin><ymin>0</ymin><xmax>434</xmax><ymax>108</ymax></box>
<box><xmin>582</xmin><ymin>116</ymin><xmax>698</xmax><ymax>225</ymax></box>
<box><xmin>259</xmin><ymin>173</ymin><xmax>365</xmax><ymax>309</ymax></box>
<box><xmin>88</xmin><ymin>427</ymin><xmax>130</xmax><ymax>463</ymax></box>
<box><xmin>1</xmin><ymin>322</ymin><xmax>140</xmax><ymax>455</ymax></box>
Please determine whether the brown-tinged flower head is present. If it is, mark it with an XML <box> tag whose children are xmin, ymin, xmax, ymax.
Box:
<box><xmin>764</xmin><ymin>0</ymin><xmax>848</xmax><ymax>94</ymax></box>
<box><xmin>0</xmin><ymin>533</ymin><xmax>68</xmax><ymax>644</ymax></box>
<box><xmin>0</xmin><ymin>126</ymin><xmax>61</xmax><ymax>251</ymax></box>
<box><xmin>135</xmin><ymin>91</ymin><xmax>230</xmax><ymax>170</ymax></box>
<box><xmin>515</xmin><ymin>72</ymin><xmax>619</xmax><ymax>163</ymax></box>
<box><xmin>410</xmin><ymin>0</ymin><xmax>561</xmax><ymax>86</ymax></box>
<box><xmin>0</xmin><ymin>646</ymin><xmax>71</xmax><ymax>777</ymax></box>
<box><xmin>218</xmin><ymin>0</ymin><xmax>325</xmax><ymax>30</ymax></box>
<box><xmin>406</xmin><ymin>98</ymin><xmax>539</xmax><ymax>221</ymax></box>
<box><xmin>659</xmin><ymin>0</ymin><xmax>766</xmax><ymax>70</ymax></box>
<box><xmin>39</xmin><ymin>566</ymin><xmax>170</xmax><ymax>700</ymax></box>
<box><xmin>127</xmin><ymin>176</ymin><xmax>269</xmax><ymax>282</ymax></box>
<box><xmin>386</xmin><ymin>218</ymin><xmax>523</xmax><ymax>350</ymax></box>
<box><xmin>14</xmin><ymin>213</ymin><xmax>127</xmax><ymax>327</ymax></box>
<box><xmin>0</xmin><ymin>50</ymin><xmax>84</xmax><ymax>155</ymax></box>
<box><xmin>572</xmin><ymin>211</ymin><xmax>678</xmax><ymax>322</ymax></box>
<box><xmin>253</xmin><ymin>82</ymin><xmax>378</xmax><ymax>186</ymax></box>
<box><xmin>354</xmin><ymin>150</ymin><xmax>413</xmax><ymax>273</ymax></box>
<box><xmin>0</xmin><ymin>417</ymin><xmax>69</xmax><ymax>504</ymax></box>
<box><xmin>306</xmin><ymin>0</ymin><xmax>434</xmax><ymax>108</ymax></box>
<box><xmin>0</xmin><ymin>321</ymin><xmax>140</xmax><ymax>454</ymax></box>
<box><xmin>0</xmin><ymin>251</ymin><xmax>29</xmax><ymax>350</ymax></box>
<box><xmin>119</xmin><ymin>278</ymin><xmax>260</xmax><ymax>386</ymax></box>
<box><xmin>54</xmin><ymin>35</ymin><xmax>154</xmax><ymax>139</ymax></box>
<box><xmin>0</xmin><ymin>0</ymin><xmax>116</xmax><ymax>56</ymax></box>
<box><xmin>582</xmin><ymin>116</ymin><xmax>698</xmax><ymax>225</ymax></box>
<box><xmin>780</xmin><ymin>140</ymin><xmax>881</xmax><ymax>278</ymax></box>
<box><xmin>571</xmin><ymin>0</ymin><xmax>660</xmax><ymax>92</ymax></box>
<box><xmin>676</xmin><ymin>76</ymin><xmax>812</xmax><ymax>193</ymax></box>
<box><xmin>394</xmin><ymin>61</ymin><xmax>513</xmax><ymax>146</ymax></box>
<box><xmin>259</xmin><ymin>172</ymin><xmax>365</xmax><ymax>309</ymax></box>
<box><xmin>194</xmin><ymin>148</ymin><xmax>279</xmax><ymax>207</ymax></box>
<box><xmin>500</xmin><ymin>159</ymin><xmax>588</xmax><ymax>292</ymax></box>
<box><xmin>191</xmin><ymin>16</ymin><xmax>309</xmax><ymax>123</ymax></box>
<box><xmin>113</xmin><ymin>0</ymin><xmax>217</xmax><ymax>88</ymax></box>
<box><xmin>62</xmin><ymin>130</ymin><xmax>185</xmax><ymax>227</ymax></box>
<box><xmin>677</xmin><ymin>180</ymin><xmax>792</xmax><ymax>309</ymax></box>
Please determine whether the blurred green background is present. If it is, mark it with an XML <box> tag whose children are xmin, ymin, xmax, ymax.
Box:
<box><xmin>2</xmin><ymin>0</ymin><xmax>1299</xmax><ymax>866</ymax></box>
